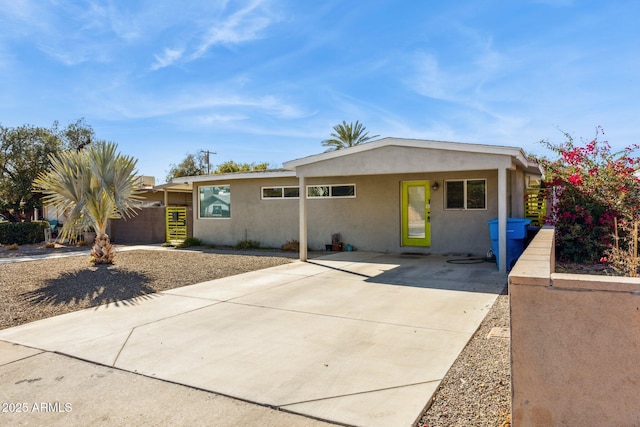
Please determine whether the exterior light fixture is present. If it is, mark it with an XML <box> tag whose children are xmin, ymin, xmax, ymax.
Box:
<box><xmin>431</xmin><ymin>181</ymin><xmax>439</xmax><ymax>191</ymax></box>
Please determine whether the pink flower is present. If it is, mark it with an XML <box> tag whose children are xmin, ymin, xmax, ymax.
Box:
<box><xmin>568</xmin><ymin>173</ymin><xmax>583</xmax><ymax>186</ymax></box>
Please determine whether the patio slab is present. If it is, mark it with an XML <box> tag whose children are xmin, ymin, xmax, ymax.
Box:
<box><xmin>0</xmin><ymin>252</ymin><xmax>505</xmax><ymax>426</ymax></box>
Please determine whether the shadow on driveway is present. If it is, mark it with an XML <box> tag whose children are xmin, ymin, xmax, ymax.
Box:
<box><xmin>21</xmin><ymin>266</ymin><xmax>159</xmax><ymax>308</ymax></box>
<box><xmin>309</xmin><ymin>253</ymin><xmax>505</xmax><ymax>293</ymax></box>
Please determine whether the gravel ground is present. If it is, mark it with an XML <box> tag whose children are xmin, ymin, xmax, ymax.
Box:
<box><xmin>418</xmin><ymin>289</ymin><xmax>511</xmax><ymax>427</ymax></box>
<box><xmin>1</xmin><ymin>243</ymin><xmax>512</xmax><ymax>425</ymax></box>
<box><xmin>0</xmin><ymin>245</ymin><xmax>296</xmax><ymax>330</ymax></box>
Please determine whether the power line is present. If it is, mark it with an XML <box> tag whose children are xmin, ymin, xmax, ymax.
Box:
<box><xmin>200</xmin><ymin>149</ymin><xmax>216</xmax><ymax>174</ymax></box>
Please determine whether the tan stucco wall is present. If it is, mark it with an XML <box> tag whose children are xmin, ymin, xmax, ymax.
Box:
<box><xmin>192</xmin><ymin>171</ymin><xmax>502</xmax><ymax>255</ymax></box>
<box><xmin>509</xmin><ymin>228</ymin><xmax>640</xmax><ymax>426</ymax></box>
<box><xmin>295</xmin><ymin>145</ymin><xmax>513</xmax><ymax>177</ymax></box>
<box><xmin>510</xmin><ymin>168</ymin><xmax>526</xmax><ymax>218</ymax></box>
<box><xmin>193</xmin><ymin>177</ymin><xmax>300</xmax><ymax>247</ymax></box>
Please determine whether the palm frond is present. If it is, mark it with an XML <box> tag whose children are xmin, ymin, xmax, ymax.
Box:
<box><xmin>321</xmin><ymin>120</ymin><xmax>379</xmax><ymax>151</ymax></box>
<box><xmin>32</xmin><ymin>141</ymin><xmax>141</xmax><ymax>244</ymax></box>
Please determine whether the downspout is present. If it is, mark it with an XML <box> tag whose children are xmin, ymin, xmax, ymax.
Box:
<box><xmin>299</xmin><ymin>175</ymin><xmax>308</xmax><ymax>261</ymax></box>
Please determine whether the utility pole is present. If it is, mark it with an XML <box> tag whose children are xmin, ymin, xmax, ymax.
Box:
<box><xmin>201</xmin><ymin>150</ymin><xmax>216</xmax><ymax>174</ymax></box>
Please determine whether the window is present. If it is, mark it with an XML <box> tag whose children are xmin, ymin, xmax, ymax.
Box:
<box><xmin>261</xmin><ymin>186</ymin><xmax>300</xmax><ymax>199</ymax></box>
<box><xmin>284</xmin><ymin>187</ymin><xmax>300</xmax><ymax>198</ymax></box>
<box><xmin>307</xmin><ymin>184</ymin><xmax>356</xmax><ymax>198</ymax></box>
<box><xmin>466</xmin><ymin>180</ymin><xmax>486</xmax><ymax>209</ymax></box>
<box><xmin>199</xmin><ymin>185</ymin><xmax>231</xmax><ymax>218</ymax></box>
<box><xmin>445</xmin><ymin>179</ymin><xmax>486</xmax><ymax>210</ymax></box>
<box><xmin>331</xmin><ymin>185</ymin><xmax>356</xmax><ymax>197</ymax></box>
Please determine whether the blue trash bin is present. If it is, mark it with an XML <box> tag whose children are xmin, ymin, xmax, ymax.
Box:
<box><xmin>488</xmin><ymin>218</ymin><xmax>532</xmax><ymax>271</ymax></box>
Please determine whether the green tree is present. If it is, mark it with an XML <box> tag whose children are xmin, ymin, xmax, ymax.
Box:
<box><xmin>166</xmin><ymin>153</ymin><xmax>207</xmax><ymax>182</ymax></box>
<box><xmin>214</xmin><ymin>160</ymin><xmax>269</xmax><ymax>174</ymax></box>
<box><xmin>33</xmin><ymin>141</ymin><xmax>141</xmax><ymax>264</ymax></box>
<box><xmin>0</xmin><ymin>125</ymin><xmax>62</xmax><ymax>220</ymax></box>
<box><xmin>56</xmin><ymin>118</ymin><xmax>95</xmax><ymax>151</ymax></box>
<box><xmin>0</xmin><ymin>119</ymin><xmax>95</xmax><ymax>220</ymax></box>
<box><xmin>321</xmin><ymin>120</ymin><xmax>379</xmax><ymax>152</ymax></box>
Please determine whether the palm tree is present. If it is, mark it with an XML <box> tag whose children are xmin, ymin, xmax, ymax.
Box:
<box><xmin>321</xmin><ymin>120</ymin><xmax>379</xmax><ymax>151</ymax></box>
<box><xmin>33</xmin><ymin>141</ymin><xmax>141</xmax><ymax>264</ymax></box>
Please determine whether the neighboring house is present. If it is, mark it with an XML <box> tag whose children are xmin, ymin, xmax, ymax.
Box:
<box><xmin>166</xmin><ymin>138</ymin><xmax>544</xmax><ymax>272</ymax></box>
<box><xmin>109</xmin><ymin>182</ymin><xmax>193</xmax><ymax>244</ymax></box>
<box><xmin>42</xmin><ymin>176</ymin><xmax>194</xmax><ymax>244</ymax></box>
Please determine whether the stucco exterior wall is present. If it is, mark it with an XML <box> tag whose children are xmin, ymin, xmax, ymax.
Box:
<box><xmin>509</xmin><ymin>168</ymin><xmax>526</xmax><ymax>218</ymax></box>
<box><xmin>295</xmin><ymin>145</ymin><xmax>512</xmax><ymax>177</ymax></box>
<box><xmin>193</xmin><ymin>177</ymin><xmax>300</xmax><ymax>247</ymax></box>
<box><xmin>306</xmin><ymin>171</ymin><xmax>498</xmax><ymax>254</ymax></box>
<box><xmin>192</xmin><ymin>170</ymin><xmax>501</xmax><ymax>255</ymax></box>
<box><xmin>432</xmin><ymin>170</ymin><xmax>499</xmax><ymax>255</ymax></box>
<box><xmin>509</xmin><ymin>228</ymin><xmax>640</xmax><ymax>426</ymax></box>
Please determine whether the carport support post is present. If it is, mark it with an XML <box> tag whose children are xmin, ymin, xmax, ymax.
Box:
<box><xmin>299</xmin><ymin>175</ymin><xmax>308</xmax><ymax>261</ymax></box>
<box><xmin>498</xmin><ymin>167</ymin><xmax>507</xmax><ymax>274</ymax></box>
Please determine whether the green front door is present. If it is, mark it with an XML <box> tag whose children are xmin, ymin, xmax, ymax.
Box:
<box><xmin>401</xmin><ymin>181</ymin><xmax>431</xmax><ymax>247</ymax></box>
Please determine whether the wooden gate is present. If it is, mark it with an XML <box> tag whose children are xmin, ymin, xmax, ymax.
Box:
<box><xmin>166</xmin><ymin>206</ymin><xmax>187</xmax><ymax>244</ymax></box>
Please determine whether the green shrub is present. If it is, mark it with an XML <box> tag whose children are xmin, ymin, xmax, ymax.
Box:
<box><xmin>0</xmin><ymin>221</ymin><xmax>50</xmax><ymax>245</ymax></box>
<box><xmin>234</xmin><ymin>239</ymin><xmax>261</xmax><ymax>250</ymax></box>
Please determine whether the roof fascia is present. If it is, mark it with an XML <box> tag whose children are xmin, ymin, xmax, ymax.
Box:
<box><xmin>152</xmin><ymin>181</ymin><xmax>193</xmax><ymax>192</ymax></box>
<box><xmin>171</xmin><ymin>170</ymin><xmax>296</xmax><ymax>184</ymax></box>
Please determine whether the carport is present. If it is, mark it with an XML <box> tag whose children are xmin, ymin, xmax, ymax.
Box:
<box><xmin>284</xmin><ymin>138</ymin><xmax>543</xmax><ymax>273</ymax></box>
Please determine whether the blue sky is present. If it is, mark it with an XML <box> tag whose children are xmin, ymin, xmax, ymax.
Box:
<box><xmin>1</xmin><ymin>0</ymin><xmax>639</xmax><ymax>183</ymax></box>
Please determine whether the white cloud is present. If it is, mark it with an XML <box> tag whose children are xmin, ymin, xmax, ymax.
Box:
<box><xmin>0</xmin><ymin>0</ymin><xmax>117</xmax><ymax>65</ymax></box>
<box><xmin>0</xmin><ymin>0</ymin><xmax>44</xmax><ymax>24</ymax></box>
<box><xmin>86</xmin><ymin>82</ymin><xmax>309</xmax><ymax>123</ymax></box>
<box><xmin>151</xmin><ymin>48</ymin><xmax>184</xmax><ymax>70</ymax></box>
<box><xmin>411</xmin><ymin>39</ymin><xmax>509</xmax><ymax>106</ymax></box>
<box><xmin>146</xmin><ymin>0</ymin><xmax>278</xmax><ymax>70</ymax></box>
<box><xmin>197</xmin><ymin>113</ymin><xmax>248</xmax><ymax>124</ymax></box>
<box><xmin>190</xmin><ymin>0</ymin><xmax>275</xmax><ymax>59</ymax></box>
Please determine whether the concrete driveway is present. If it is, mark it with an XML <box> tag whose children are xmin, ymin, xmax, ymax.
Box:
<box><xmin>0</xmin><ymin>251</ymin><xmax>505</xmax><ymax>426</ymax></box>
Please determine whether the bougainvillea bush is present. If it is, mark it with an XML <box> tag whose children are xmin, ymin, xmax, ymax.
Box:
<box><xmin>541</xmin><ymin>127</ymin><xmax>640</xmax><ymax>274</ymax></box>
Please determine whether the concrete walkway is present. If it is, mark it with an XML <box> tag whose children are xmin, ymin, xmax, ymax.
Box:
<box><xmin>0</xmin><ymin>252</ymin><xmax>506</xmax><ymax>426</ymax></box>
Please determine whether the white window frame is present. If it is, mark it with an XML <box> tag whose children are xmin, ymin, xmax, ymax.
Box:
<box><xmin>198</xmin><ymin>184</ymin><xmax>232</xmax><ymax>219</ymax></box>
<box><xmin>261</xmin><ymin>186</ymin><xmax>300</xmax><ymax>199</ymax></box>
<box><xmin>306</xmin><ymin>184</ymin><xmax>357</xmax><ymax>199</ymax></box>
<box><xmin>444</xmin><ymin>179</ymin><xmax>487</xmax><ymax>210</ymax></box>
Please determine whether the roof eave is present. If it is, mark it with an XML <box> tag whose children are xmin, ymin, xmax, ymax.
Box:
<box><xmin>171</xmin><ymin>170</ymin><xmax>297</xmax><ymax>184</ymax></box>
